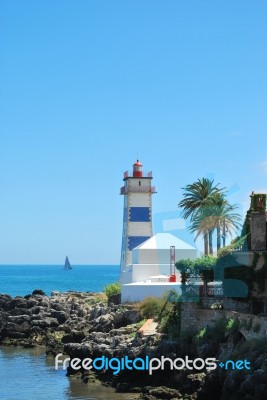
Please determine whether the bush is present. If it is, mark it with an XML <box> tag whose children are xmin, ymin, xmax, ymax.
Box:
<box><xmin>226</xmin><ymin>317</ymin><xmax>239</xmax><ymax>333</ymax></box>
<box><xmin>138</xmin><ymin>296</ymin><xmax>165</xmax><ymax>319</ymax></box>
<box><xmin>104</xmin><ymin>282</ymin><xmax>121</xmax><ymax>298</ymax></box>
<box><xmin>194</xmin><ymin>317</ymin><xmax>228</xmax><ymax>344</ymax></box>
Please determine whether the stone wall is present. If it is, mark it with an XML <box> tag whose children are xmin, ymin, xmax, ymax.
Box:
<box><xmin>201</xmin><ymin>297</ymin><xmax>250</xmax><ymax>313</ymax></box>
<box><xmin>180</xmin><ymin>302</ymin><xmax>267</xmax><ymax>340</ymax></box>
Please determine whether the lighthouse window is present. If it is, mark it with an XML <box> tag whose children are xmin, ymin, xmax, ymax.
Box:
<box><xmin>139</xmin><ymin>181</ymin><xmax>141</xmax><ymax>186</ymax></box>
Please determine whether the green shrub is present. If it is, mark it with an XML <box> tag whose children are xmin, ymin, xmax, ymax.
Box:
<box><xmin>104</xmin><ymin>282</ymin><xmax>121</xmax><ymax>298</ymax></box>
<box><xmin>194</xmin><ymin>318</ymin><xmax>228</xmax><ymax>344</ymax></box>
<box><xmin>226</xmin><ymin>317</ymin><xmax>239</xmax><ymax>333</ymax></box>
<box><xmin>138</xmin><ymin>296</ymin><xmax>166</xmax><ymax>319</ymax></box>
<box><xmin>195</xmin><ymin>327</ymin><xmax>207</xmax><ymax>343</ymax></box>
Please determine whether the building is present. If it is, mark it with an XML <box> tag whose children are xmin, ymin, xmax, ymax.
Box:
<box><xmin>120</xmin><ymin>159</ymin><xmax>156</xmax><ymax>270</ymax></box>
<box><xmin>119</xmin><ymin>160</ymin><xmax>197</xmax><ymax>303</ymax></box>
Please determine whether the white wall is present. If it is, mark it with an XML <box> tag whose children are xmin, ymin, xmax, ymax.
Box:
<box><xmin>131</xmin><ymin>263</ymin><xmax>173</xmax><ymax>282</ymax></box>
<box><xmin>132</xmin><ymin>248</ymin><xmax>197</xmax><ymax>264</ymax></box>
<box><xmin>121</xmin><ymin>283</ymin><xmax>182</xmax><ymax>303</ymax></box>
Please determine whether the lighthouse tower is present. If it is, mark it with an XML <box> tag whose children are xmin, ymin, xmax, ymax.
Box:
<box><xmin>120</xmin><ymin>160</ymin><xmax>156</xmax><ymax>272</ymax></box>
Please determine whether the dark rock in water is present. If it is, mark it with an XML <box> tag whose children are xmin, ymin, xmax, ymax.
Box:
<box><xmin>32</xmin><ymin>289</ymin><xmax>46</xmax><ymax>296</ymax></box>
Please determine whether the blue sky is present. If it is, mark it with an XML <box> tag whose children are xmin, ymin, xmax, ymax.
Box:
<box><xmin>0</xmin><ymin>1</ymin><xmax>267</xmax><ymax>264</ymax></box>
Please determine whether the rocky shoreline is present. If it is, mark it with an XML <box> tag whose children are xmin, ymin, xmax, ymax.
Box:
<box><xmin>1</xmin><ymin>291</ymin><xmax>267</xmax><ymax>400</ymax></box>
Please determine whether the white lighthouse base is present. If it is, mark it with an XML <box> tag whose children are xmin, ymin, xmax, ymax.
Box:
<box><xmin>121</xmin><ymin>282</ymin><xmax>182</xmax><ymax>303</ymax></box>
<box><xmin>120</xmin><ymin>263</ymin><xmax>180</xmax><ymax>285</ymax></box>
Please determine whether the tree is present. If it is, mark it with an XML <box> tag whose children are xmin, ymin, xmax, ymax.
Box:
<box><xmin>178</xmin><ymin>178</ymin><xmax>226</xmax><ymax>255</ymax></box>
<box><xmin>191</xmin><ymin>197</ymin><xmax>242</xmax><ymax>252</ymax></box>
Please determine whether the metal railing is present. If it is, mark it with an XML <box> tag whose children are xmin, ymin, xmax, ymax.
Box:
<box><xmin>120</xmin><ymin>186</ymin><xmax>156</xmax><ymax>195</ymax></box>
<box><xmin>123</xmin><ymin>171</ymin><xmax>153</xmax><ymax>179</ymax></box>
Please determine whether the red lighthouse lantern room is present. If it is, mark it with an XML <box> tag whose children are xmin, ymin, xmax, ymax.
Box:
<box><xmin>133</xmin><ymin>159</ymin><xmax>143</xmax><ymax>177</ymax></box>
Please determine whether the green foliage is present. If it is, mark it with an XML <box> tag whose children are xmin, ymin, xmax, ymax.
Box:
<box><xmin>175</xmin><ymin>258</ymin><xmax>195</xmax><ymax>271</ymax></box>
<box><xmin>194</xmin><ymin>317</ymin><xmax>228</xmax><ymax>344</ymax></box>
<box><xmin>139</xmin><ymin>292</ymin><xmax>182</xmax><ymax>340</ymax></box>
<box><xmin>177</xmin><ymin>249</ymin><xmax>267</xmax><ymax>299</ymax></box>
<box><xmin>176</xmin><ymin>256</ymin><xmax>216</xmax><ymax>284</ymax></box>
<box><xmin>194</xmin><ymin>327</ymin><xmax>207</xmax><ymax>342</ymax></box>
<box><xmin>158</xmin><ymin>300</ymin><xmax>181</xmax><ymax>340</ymax></box>
<box><xmin>226</xmin><ymin>317</ymin><xmax>240</xmax><ymax>333</ymax></box>
<box><xmin>178</xmin><ymin>178</ymin><xmax>242</xmax><ymax>256</ymax></box>
<box><xmin>217</xmin><ymin>245</ymin><xmax>234</xmax><ymax>258</ymax></box>
<box><xmin>217</xmin><ymin>235</ymin><xmax>248</xmax><ymax>258</ymax></box>
<box><xmin>196</xmin><ymin>256</ymin><xmax>216</xmax><ymax>283</ymax></box>
<box><xmin>175</xmin><ymin>259</ymin><xmax>194</xmax><ymax>284</ymax></box>
<box><xmin>138</xmin><ymin>296</ymin><xmax>166</xmax><ymax>319</ymax></box>
<box><xmin>104</xmin><ymin>282</ymin><xmax>121</xmax><ymax>298</ymax></box>
<box><xmin>250</xmin><ymin>194</ymin><xmax>267</xmax><ymax>212</ymax></box>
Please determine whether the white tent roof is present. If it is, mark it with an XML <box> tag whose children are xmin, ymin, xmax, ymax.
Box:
<box><xmin>134</xmin><ymin>233</ymin><xmax>196</xmax><ymax>250</ymax></box>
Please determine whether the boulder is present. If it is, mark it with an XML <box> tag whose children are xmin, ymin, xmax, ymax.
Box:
<box><xmin>32</xmin><ymin>289</ymin><xmax>46</xmax><ymax>296</ymax></box>
<box><xmin>51</xmin><ymin>310</ymin><xmax>69</xmax><ymax>324</ymax></box>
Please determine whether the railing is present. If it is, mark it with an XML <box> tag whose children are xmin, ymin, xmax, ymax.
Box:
<box><xmin>120</xmin><ymin>186</ymin><xmax>156</xmax><ymax>195</ymax></box>
<box><xmin>123</xmin><ymin>170</ymin><xmax>153</xmax><ymax>179</ymax></box>
<box><xmin>182</xmin><ymin>285</ymin><xmax>224</xmax><ymax>297</ymax></box>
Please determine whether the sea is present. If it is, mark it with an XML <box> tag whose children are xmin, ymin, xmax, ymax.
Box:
<box><xmin>0</xmin><ymin>265</ymin><xmax>136</xmax><ymax>400</ymax></box>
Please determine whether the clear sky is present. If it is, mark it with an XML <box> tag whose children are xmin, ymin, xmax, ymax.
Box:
<box><xmin>0</xmin><ymin>1</ymin><xmax>267</xmax><ymax>264</ymax></box>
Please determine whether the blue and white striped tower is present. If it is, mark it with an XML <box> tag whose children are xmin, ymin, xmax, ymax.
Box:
<box><xmin>120</xmin><ymin>160</ymin><xmax>156</xmax><ymax>272</ymax></box>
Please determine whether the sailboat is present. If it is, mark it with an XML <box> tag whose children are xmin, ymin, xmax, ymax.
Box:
<box><xmin>64</xmin><ymin>256</ymin><xmax>72</xmax><ymax>270</ymax></box>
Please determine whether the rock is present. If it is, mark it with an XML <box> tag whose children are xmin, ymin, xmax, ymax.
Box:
<box><xmin>51</xmin><ymin>291</ymin><xmax>60</xmax><ymax>296</ymax></box>
<box><xmin>0</xmin><ymin>294</ymin><xmax>12</xmax><ymax>310</ymax></box>
<box><xmin>27</xmin><ymin>298</ymin><xmax>39</xmax><ymax>308</ymax></box>
<box><xmin>64</xmin><ymin>343</ymin><xmax>93</xmax><ymax>359</ymax></box>
<box><xmin>51</xmin><ymin>310</ymin><xmax>69</xmax><ymax>324</ymax></box>
<box><xmin>149</xmin><ymin>387</ymin><xmax>182</xmax><ymax>399</ymax></box>
<box><xmin>6</xmin><ymin>297</ymin><xmax>28</xmax><ymax>310</ymax></box>
<box><xmin>32</xmin><ymin>289</ymin><xmax>46</xmax><ymax>296</ymax></box>
<box><xmin>116</xmin><ymin>382</ymin><xmax>131</xmax><ymax>392</ymax></box>
<box><xmin>31</xmin><ymin>317</ymin><xmax>59</xmax><ymax>329</ymax></box>
<box><xmin>122</xmin><ymin>309</ymin><xmax>140</xmax><ymax>324</ymax></box>
<box><xmin>62</xmin><ymin>331</ymin><xmax>86</xmax><ymax>344</ymax></box>
<box><xmin>108</xmin><ymin>293</ymin><xmax>121</xmax><ymax>306</ymax></box>
<box><xmin>9</xmin><ymin>308</ymin><xmax>31</xmax><ymax>316</ymax></box>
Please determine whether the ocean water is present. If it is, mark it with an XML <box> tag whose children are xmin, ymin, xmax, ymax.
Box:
<box><xmin>0</xmin><ymin>264</ymin><xmax>131</xmax><ymax>400</ymax></box>
<box><xmin>0</xmin><ymin>265</ymin><xmax>120</xmax><ymax>297</ymax></box>
<box><xmin>0</xmin><ymin>347</ymin><xmax>135</xmax><ymax>400</ymax></box>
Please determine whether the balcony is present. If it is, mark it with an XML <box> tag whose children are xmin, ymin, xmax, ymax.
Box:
<box><xmin>120</xmin><ymin>186</ymin><xmax>156</xmax><ymax>195</ymax></box>
<box><xmin>123</xmin><ymin>170</ymin><xmax>153</xmax><ymax>179</ymax></box>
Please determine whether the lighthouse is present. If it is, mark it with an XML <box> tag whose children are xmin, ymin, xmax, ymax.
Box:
<box><xmin>120</xmin><ymin>160</ymin><xmax>156</xmax><ymax>272</ymax></box>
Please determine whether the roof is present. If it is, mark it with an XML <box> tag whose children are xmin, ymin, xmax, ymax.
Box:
<box><xmin>134</xmin><ymin>233</ymin><xmax>196</xmax><ymax>250</ymax></box>
<box><xmin>133</xmin><ymin>159</ymin><xmax>142</xmax><ymax>166</ymax></box>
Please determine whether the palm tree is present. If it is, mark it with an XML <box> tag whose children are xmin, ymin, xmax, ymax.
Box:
<box><xmin>178</xmin><ymin>178</ymin><xmax>226</xmax><ymax>255</ymax></box>
<box><xmin>190</xmin><ymin>197</ymin><xmax>242</xmax><ymax>252</ymax></box>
